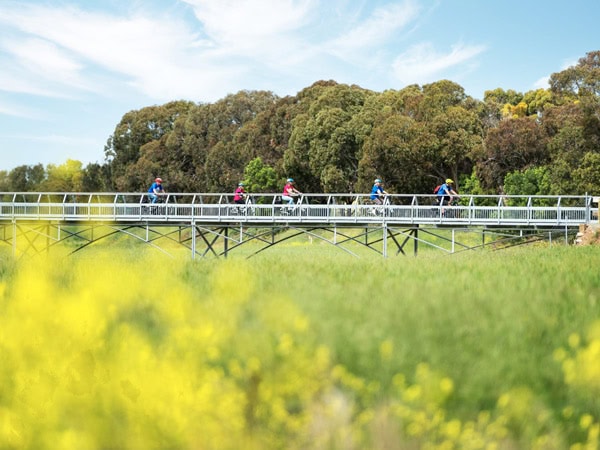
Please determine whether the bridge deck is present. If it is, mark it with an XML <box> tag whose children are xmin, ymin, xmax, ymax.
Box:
<box><xmin>0</xmin><ymin>192</ymin><xmax>596</xmax><ymax>227</ymax></box>
<box><xmin>0</xmin><ymin>193</ymin><xmax>595</xmax><ymax>258</ymax></box>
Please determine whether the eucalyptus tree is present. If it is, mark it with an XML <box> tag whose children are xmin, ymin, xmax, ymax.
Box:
<box><xmin>478</xmin><ymin>117</ymin><xmax>549</xmax><ymax>190</ymax></box>
<box><xmin>160</xmin><ymin>90</ymin><xmax>280</xmax><ymax>192</ymax></box>
<box><xmin>81</xmin><ymin>163</ymin><xmax>111</xmax><ymax>192</ymax></box>
<box><xmin>8</xmin><ymin>164</ymin><xmax>46</xmax><ymax>191</ymax></box>
<box><xmin>284</xmin><ymin>82</ymin><xmax>374</xmax><ymax>193</ymax></box>
<box><xmin>549</xmin><ymin>50</ymin><xmax>600</xmax><ymax>150</ymax></box>
<box><xmin>105</xmin><ymin>100</ymin><xmax>195</xmax><ymax>190</ymax></box>
<box><xmin>542</xmin><ymin>51</ymin><xmax>600</xmax><ymax>194</ymax></box>
<box><xmin>40</xmin><ymin>159</ymin><xmax>84</xmax><ymax>192</ymax></box>
<box><xmin>358</xmin><ymin>114</ymin><xmax>438</xmax><ymax>194</ymax></box>
<box><xmin>428</xmin><ymin>105</ymin><xmax>483</xmax><ymax>188</ymax></box>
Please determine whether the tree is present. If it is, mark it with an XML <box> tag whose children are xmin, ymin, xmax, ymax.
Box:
<box><xmin>8</xmin><ymin>164</ymin><xmax>46</xmax><ymax>191</ymax></box>
<box><xmin>419</xmin><ymin>80</ymin><xmax>468</xmax><ymax>121</ymax></box>
<box><xmin>242</xmin><ymin>157</ymin><xmax>279</xmax><ymax>193</ymax></box>
<box><xmin>105</xmin><ymin>100</ymin><xmax>195</xmax><ymax>189</ymax></box>
<box><xmin>81</xmin><ymin>163</ymin><xmax>110</xmax><ymax>192</ymax></box>
<box><xmin>478</xmin><ymin>117</ymin><xmax>549</xmax><ymax>190</ymax></box>
<box><xmin>284</xmin><ymin>82</ymin><xmax>373</xmax><ymax>193</ymax></box>
<box><xmin>503</xmin><ymin>166</ymin><xmax>550</xmax><ymax>196</ymax></box>
<box><xmin>428</xmin><ymin>105</ymin><xmax>483</xmax><ymax>188</ymax></box>
<box><xmin>549</xmin><ymin>50</ymin><xmax>600</xmax><ymax>99</ymax></box>
<box><xmin>358</xmin><ymin>115</ymin><xmax>437</xmax><ymax>194</ymax></box>
<box><xmin>573</xmin><ymin>152</ymin><xmax>600</xmax><ymax>195</ymax></box>
<box><xmin>549</xmin><ymin>51</ymin><xmax>600</xmax><ymax>150</ymax></box>
<box><xmin>522</xmin><ymin>88</ymin><xmax>554</xmax><ymax>116</ymax></box>
<box><xmin>40</xmin><ymin>159</ymin><xmax>84</xmax><ymax>192</ymax></box>
<box><xmin>160</xmin><ymin>91</ymin><xmax>281</xmax><ymax>192</ymax></box>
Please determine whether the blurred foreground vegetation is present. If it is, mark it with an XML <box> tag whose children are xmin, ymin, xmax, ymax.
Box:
<box><xmin>0</xmin><ymin>246</ymin><xmax>599</xmax><ymax>449</ymax></box>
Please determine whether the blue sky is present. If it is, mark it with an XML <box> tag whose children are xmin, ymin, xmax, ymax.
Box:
<box><xmin>0</xmin><ymin>0</ymin><xmax>598</xmax><ymax>171</ymax></box>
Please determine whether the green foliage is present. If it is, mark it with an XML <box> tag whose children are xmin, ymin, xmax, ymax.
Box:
<box><xmin>243</xmin><ymin>157</ymin><xmax>279</xmax><ymax>193</ymax></box>
<box><xmin>504</xmin><ymin>166</ymin><xmax>551</xmax><ymax>196</ymax></box>
<box><xmin>459</xmin><ymin>169</ymin><xmax>487</xmax><ymax>196</ymax></box>
<box><xmin>3</xmin><ymin>50</ymin><xmax>600</xmax><ymax>196</ymax></box>
<box><xmin>478</xmin><ymin>117</ymin><xmax>550</xmax><ymax>190</ymax></box>
<box><xmin>484</xmin><ymin>87</ymin><xmax>524</xmax><ymax>106</ymax></box>
<box><xmin>6</xmin><ymin>164</ymin><xmax>45</xmax><ymax>191</ymax></box>
<box><xmin>40</xmin><ymin>159</ymin><xmax>84</xmax><ymax>192</ymax></box>
<box><xmin>574</xmin><ymin>152</ymin><xmax>600</xmax><ymax>195</ymax></box>
<box><xmin>105</xmin><ymin>100</ymin><xmax>195</xmax><ymax>190</ymax></box>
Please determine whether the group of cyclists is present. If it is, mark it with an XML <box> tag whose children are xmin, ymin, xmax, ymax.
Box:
<box><xmin>147</xmin><ymin>176</ymin><xmax>459</xmax><ymax>207</ymax></box>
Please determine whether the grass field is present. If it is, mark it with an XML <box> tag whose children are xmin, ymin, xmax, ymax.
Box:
<box><xmin>0</xmin><ymin>244</ymin><xmax>599</xmax><ymax>449</ymax></box>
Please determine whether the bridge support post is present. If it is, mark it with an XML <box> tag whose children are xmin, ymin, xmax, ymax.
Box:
<box><xmin>414</xmin><ymin>226</ymin><xmax>418</xmax><ymax>256</ymax></box>
<box><xmin>12</xmin><ymin>221</ymin><xmax>16</xmax><ymax>258</ymax></box>
<box><xmin>191</xmin><ymin>222</ymin><xmax>196</xmax><ymax>260</ymax></box>
<box><xmin>382</xmin><ymin>224</ymin><xmax>388</xmax><ymax>258</ymax></box>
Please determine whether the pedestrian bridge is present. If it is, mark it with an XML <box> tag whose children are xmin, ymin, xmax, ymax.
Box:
<box><xmin>0</xmin><ymin>192</ymin><xmax>596</xmax><ymax>258</ymax></box>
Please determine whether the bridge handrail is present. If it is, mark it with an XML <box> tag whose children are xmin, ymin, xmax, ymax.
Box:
<box><xmin>0</xmin><ymin>192</ymin><xmax>594</xmax><ymax>206</ymax></box>
<box><xmin>0</xmin><ymin>192</ymin><xmax>595</xmax><ymax>227</ymax></box>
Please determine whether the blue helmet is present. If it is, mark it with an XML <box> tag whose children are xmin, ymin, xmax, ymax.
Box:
<box><xmin>287</xmin><ymin>178</ymin><xmax>294</xmax><ymax>183</ymax></box>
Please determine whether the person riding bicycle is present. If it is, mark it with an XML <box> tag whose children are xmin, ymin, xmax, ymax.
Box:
<box><xmin>282</xmin><ymin>178</ymin><xmax>301</xmax><ymax>205</ymax></box>
<box><xmin>370</xmin><ymin>179</ymin><xmax>388</xmax><ymax>205</ymax></box>
<box><xmin>436</xmin><ymin>178</ymin><xmax>459</xmax><ymax>207</ymax></box>
<box><xmin>147</xmin><ymin>177</ymin><xmax>165</xmax><ymax>204</ymax></box>
<box><xmin>233</xmin><ymin>182</ymin><xmax>247</xmax><ymax>205</ymax></box>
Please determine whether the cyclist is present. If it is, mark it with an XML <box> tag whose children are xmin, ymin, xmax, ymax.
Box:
<box><xmin>282</xmin><ymin>178</ymin><xmax>302</xmax><ymax>205</ymax></box>
<box><xmin>233</xmin><ymin>182</ymin><xmax>247</xmax><ymax>205</ymax></box>
<box><xmin>370</xmin><ymin>179</ymin><xmax>388</xmax><ymax>205</ymax></box>
<box><xmin>436</xmin><ymin>178</ymin><xmax>459</xmax><ymax>207</ymax></box>
<box><xmin>147</xmin><ymin>177</ymin><xmax>165</xmax><ymax>204</ymax></box>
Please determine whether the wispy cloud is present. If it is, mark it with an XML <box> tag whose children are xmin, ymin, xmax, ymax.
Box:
<box><xmin>392</xmin><ymin>42</ymin><xmax>486</xmax><ymax>85</ymax></box>
<box><xmin>0</xmin><ymin>0</ymin><xmax>487</xmax><ymax>104</ymax></box>
<box><xmin>0</xmin><ymin>98</ymin><xmax>42</xmax><ymax>119</ymax></box>
<box><xmin>533</xmin><ymin>76</ymin><xmax>549</xmax><ymax>90</ymax></box>
<box><xmin>182</xmin><ymin>0</ymin><xmax>316</xmax><ymax>45</ymax></box>
<box><xmin>326</xmin><ymin>1</ymin><xmax>420</xmax><ymax>59</ymax></box>
<box><xmin>1</xmin><ymin>132</ymin><xmax>98</xmax><ymax>147</ymax></box>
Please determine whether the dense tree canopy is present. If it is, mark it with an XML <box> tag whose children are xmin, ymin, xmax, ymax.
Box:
<box><xmin>2</xmin><ymin>50</ymin><xmax>599</xmax><ymax>196</ymax></box>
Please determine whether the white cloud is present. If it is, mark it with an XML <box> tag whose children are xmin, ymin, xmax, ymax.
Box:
<box><xmin>0</xmin><ymin>3</ymin><xmax>238</xmax><ymax>101</ymax></box>
<box><xmin>182</xmin><ymin>0</ymin><xmax>316</xmax><ymax>46</ymax></box>
<box><xmin>0</xmin><ymin>0</ymin><xmax>487</xmax><ymax>104</ymax></box>
<box><xmin>392</xmin><ymin>42</ymin><xmax>486</xmax><ymax>85</ymax></box>
<box><xmin>533</xmin><ymin>76</ymin><xmax>549</xmax><ymax>90</ymax></box>
<box><xmin>326</xmin><ymin>1</ymin><xmax>419</xmax><ymax>58</ymax></box>
<box><xmin>0</xmin><ymin>98</ymin><xmax>41</xmax><ymax>119</ymax></box>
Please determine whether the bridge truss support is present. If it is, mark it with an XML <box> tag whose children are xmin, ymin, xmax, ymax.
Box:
<box><xmin>0</xmin><ymin>221</ymin><xmax>578</xmax><ymax>260</ymax></box>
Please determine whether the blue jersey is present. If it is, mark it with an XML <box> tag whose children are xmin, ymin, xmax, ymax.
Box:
<box><xmin>370</xmin><ymin>184</ymin><xmax>384</xmax><ymax>200</ymax></box>
<box><xmin>436</xmin><ymin>183</ymin><xmax>451</xmax><ymax>197</ymax></box>
<box><xmin>148</xmin><ymin>182</ymin><xmax>164</xmax><ymax>193</ymax></box>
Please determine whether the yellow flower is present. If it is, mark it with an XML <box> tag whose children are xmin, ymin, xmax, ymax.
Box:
<box><xmin>568</xmin><ymin>333</ymin><xmax>581</xmax><ymax>349</ymax></box>
<box><xmin>379</xmin><ymin>339</ymin><xmax>393</xmax><ymax>361</ymax></box>
<box><xmin>580</xmin><ymin>414</ymin><xmax>593</xmax><ymax>430</ymax></box>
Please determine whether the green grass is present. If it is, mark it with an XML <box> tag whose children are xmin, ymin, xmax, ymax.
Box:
<box><xmin>245</xmin><ymin>246</ymin><xmax>600</xmax><ymax>411</ymax></box>
<box><xmin>1</xmin><ymin>244</ymin><xmax>599</xmax><ymax>447</ymax></box>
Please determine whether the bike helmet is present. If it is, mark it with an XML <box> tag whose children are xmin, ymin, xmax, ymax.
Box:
<box><xmin>375</xmin><ymin>178</ymin><xmax>382</xmax><ymax>183</ymax></box>
<box><xmin>238</xmin><ymin>182</ymin><xmax>245</xmax><ymax>186</ymax></box>
<box><xmin>446</xmin><ymin>178</ymin><xmax>454</xmax><ymax>184</ymax></box>
<box><xmin>155</xmin><ymin>177</ymin><xmax>163</xmax><ymax>183</ymax></box>
<box><xmin>287</xmin><ymin>178</ymin><xmax>294</xmax><ymax>183</ymax></box>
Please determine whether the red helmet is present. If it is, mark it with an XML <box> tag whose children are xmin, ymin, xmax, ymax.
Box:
<box><xmin>155</xmin><ymin>177</ymin><xmax>163</xmax><ymax>183</ymax></box>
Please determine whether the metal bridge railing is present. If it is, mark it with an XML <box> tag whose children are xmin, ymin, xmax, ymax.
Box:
<box><xmin>0</xmin><ymin>192</ymin><xmax>596</xmax><ymax>226</ymax></box>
